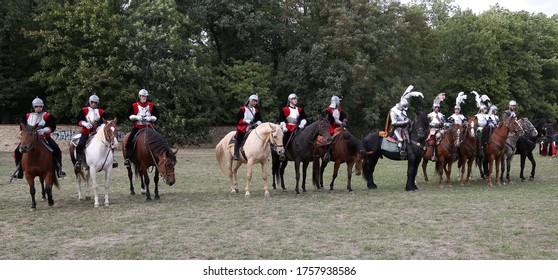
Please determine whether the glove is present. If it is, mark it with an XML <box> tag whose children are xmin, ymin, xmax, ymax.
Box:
<box><xmin>37</xmin><ymin>128</ymin><xmax>45</xmax><ymax>135</ymax></box>
<box><xmin>82</xmin><ymin>122</ymin><xmax>93</xmax><ymax>129</ymax></box>
<box><xmin>299</xmin><ymin>119</ymin><xmax>307</xmax><ymax>129</ymax></box>
<box><xmin>335</xmin><ymin>119</ymin><xmax>343</xmax><ymax>125</ymax></box>
<box><xmin>129</xmin><ymin>115</ymin><xmax>142</xmax><ymax>121</ymax></box>
<box><xmin>342</xmin><ymin>120</ymin><xmax>347</xmax><ymax>127</ymax></box>
<box><xmin>280</xmin><ymin>122</ymin><xmax>288</xmax><ymax>132</ymax></box>
<box><xmin>255</xmin><ymin>121</ymin><xmax>262</xmax><ymax>126</ymax></box>
<box><xmin>146</xmin><ymin>116</ymin><xmax>157</xmax><ymax>122</ymax></box>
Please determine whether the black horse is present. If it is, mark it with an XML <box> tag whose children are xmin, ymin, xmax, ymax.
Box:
<box><xmin>532</xmin><ymin>118</ymin><xmax>554</xmax><ymax>156</ymax></box>
<box><xmin>271</xmin><ymin>118</ymin><xmax>331</xmax><ymax>195</ymax></box>
<box><xmin>362</xmin><ymin>111</ymin><xmax>429</xmax><ymax>191</ymax></box>
<box><xmin>514</xmin><ymin>119</ymin><xmax>539</xmax><ymax>181</ymax></box>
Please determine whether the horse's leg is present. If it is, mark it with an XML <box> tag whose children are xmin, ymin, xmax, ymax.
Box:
<box><xmin>301</xmin><ymin>161</ymin><xmax>310</xmax><ymax>193</ymax></box>
<box><xmin>365</xmin><ymin>155</ymin><xmax>379</xmax><ymax>189</ymax></box>
<box><xmin>232</xmin><ymin>162</ymin><xmax>241</xmax><ymax>193</ymax></box>
<box><xmin>506</xmin><ymin>156</ymin><xmax>512</xmax><ymax>182</ymax></box>
<box><xmin>40</xmin><ymin>178</ymin><xmax>46</xmax><ymax>201</ymax></box>
<box><xmin>86</xmin><ymin>172</ymin><xmax>91</xmax><ymax>200</ymax></box>
<box><xmin>527</xmin><ymin>152</ymin><xmax>536</xmax><ymax>180</ymax></box>
<box><xmin>422</xmin><ymin>158</ymin><xmax>429</xmax><ymax>182</ymax></box>
<box><xmin>487</xmin><ymin>157</ymin><xmax>493</xmax><ymax>186</ymax></box>
<box><xmin>328</xmin><ymin>161</ymin><xmax>341</xmax><ymax>191</ymax></box>
<box><xmin>494</xmin><ymin>156</ymin><xmax>501</xmax><ymax>186</ymax></box>
<box><xmin>244</xmin><ymin>160</ymin><xmax>254</xmax><ymax>198</ymax></box>
<box><xmin>405</xmin><ymin>157</ymin><xmax>417</xmax><ymax>191</ymax></box>
<box><xmin>126</xmin><ymin>165</ymin><xmax>135</xmax><ymax>195</ymax></box>
<box><xmin>437</xmin><ymin>160</ymin><xmax>444</xmax><ymax>188</ymax></box>
<box><xmin>103</xmin><ymin>168</ymin><xmax>112</xmax><ymax>206</ymax></box>
<box><xmin>279</xmin><ymin>160</ymin><xmax>288</xmax><ymax>192</ymax></box>
<box><xmin>466</xmin><ymin>158</ymin><xmax>474</xmax><ymax>185</ymax></box>
<box><xmin>271</xmin><ymin>152</ymin><xmax>278</xmax><ymax>191</ymax></box>
<box><xmin>45</xmin><ymin>173</ymin><xmax>54</xmax><ymax>206</ymax></box>
<box><xmin>143</xmin><ymin>172</ymin><xmax>152</xmax><ymax>200</ymax></box>
<box><xmin>90</xmin><ymin>169</ymin><xmax>101</xmax><ymax>207</ymax></box>
<box><xmin>446</xmin><ymin>161</ymin><xmax>453</xmax><ymax>187</ymax></box>
<box><xmin>154</xmin><ymin>172</ymin><xmax>160</xmax><ymax>199</ymax></box>
<box><xmin>261</xmin><ymin>161</ymin><xmax>270</xmax><ymax>198</ymax></box>
<box><xmin>345</xmin><ymin>161</ymin><xmax>354</xmax><ymax>192</ymax></box>
<box><xmin>411</xmin><ymin>155</ymin><xmax>422</xmax><ymax>190</ymax></box>
<box><xmin>519</xmin><ymin>153</ymin><xmax>526</xmax><ymax>181</ymax></box>
<box><xmin>26</xmin><ymin>176</ymin><xmax>37</xmax><ymax>210</ymax></box>
<box><xmin>294</xmin><ymin>159</ymin><xmax>302</xmax><ymax>195</ymax></box>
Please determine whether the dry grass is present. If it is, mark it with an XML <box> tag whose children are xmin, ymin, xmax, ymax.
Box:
<box><xmin>0</xmin><ymin>149</ymin><xmax>557</xmax><ymax>259</ymax></box>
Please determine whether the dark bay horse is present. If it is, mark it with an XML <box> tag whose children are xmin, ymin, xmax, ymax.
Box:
<box><xmin>122</xmin><ymin>128</ymin><xmax>177</xmax><ymax>200</ymax></box>
<box><xmin>363</xmin><ymin>111</ymin><xmax>429</xmax><ymax>191</ymax></box>
<box><xmin>19</xmin><ymin>124</ymin><xmax>60</xmax><ymax>209</ymax></box>
<box><xmin>312</xmin><ymin>129</ymin><xmax>367</xmax><ymax>192</ymax></box>
<box><xmin>457</xmin><ymin>116</ymin><xmax>478</xmax><ymax>185</ymax></box>
<box><xmin>532</xmin><ymin>118</ymin><xmax>554</xmax><ymax>156</ymax></box>
<box><xmin>271</xmin><ymin>118</ymin><xmax>330</xmax><ymax>194</ymax></box>
<box><xmin>513</xmin><ymin>118</ymin><xmax>539</xmax><ymax>181</ymax></box>
<box><xmin>483</xmin><ymin>116</ymin><xmax>522</xmax><ymax>186</ymax></box>
<box><xmin>421</xmin><ymin>123</ymin><xmax>462</xmax><ymax>187</ymax></box>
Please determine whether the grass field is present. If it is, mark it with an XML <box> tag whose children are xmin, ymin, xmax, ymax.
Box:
<box><xmin>0</xmin><ymin>149</ymin><xmax>557</xmax><ymax>260</ymax></box>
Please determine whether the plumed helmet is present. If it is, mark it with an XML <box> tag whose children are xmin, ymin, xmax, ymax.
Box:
<box><xmin>454</xmin><ymin>105</ymin><xmax>461</xmax><ymax>110</ymax></box>
<box><xmin>32</xmin><ymin>97</ymin><xmax>44</xmax><ymax>107</ymax></box>
<box><xmin>89</xmin><ymin>94</ymin><xmax>99</xmax><ymax>105</ymax></box>
<box><xmin>138</xmin><ymin>89</ymin><xmax>149</xmax><ymax>98</ymax></box>
<box><xmin>329</xmin><ymin>95</ymin><xmax>342</xmax><ymax>108</ymax></box>
<box><xmin>479</xmin><ymin>104</ymin><xmax>487</xmax><ymax>112</ymax></box>
<box><xmin>432</xmin><ymin>93</ymin><xmax>446</xmax><ymax>110</ymax></box>
<box><xmin>398</xmin><ymin>99</ymin><xmax>409</xmax><ymax>110</ymax></box>
<box><xmin>509</xmin><ymin>100</ymin><xmax>517</xmax><ymax>108</ymax></box>
<box><xmin>288</xmin><ymin>93</ymin><xmax>298</xmax><ymax>103</ymax></box>
<box><xmin>489</xmin><ymin>105</ymin><xmax>498</xmax><ymax>114</ymax></box>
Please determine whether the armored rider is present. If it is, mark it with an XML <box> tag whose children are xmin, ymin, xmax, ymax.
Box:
<box><xmin>427</xmin><ymin>93</ymin><xmax>446</xmax><ymax>161</ymax></box>
<box><xmin>473</xmin><ymin>91</ymin><xmax>491</xmax><ymax>158</ymax></box>
<box><xmin>389</xmin><ymin>85</ymin><xmax>424</xmax><ymax>158</ymax></box>
<box><xmin>233</xmin><ymin>94</ymin><xmax>263</xmax><ymax>161</ymax></box>
<box><xmin>12</xmin><ymin>97</ymin><xmax>66</xmax><ymax>179</ymax></box>
<box><xmin>488</xmin><ymin>105</ymin><xmax>500</xmax><ymax>128</ymax></box>
<box><xmin>124</xmin><ymin>89</ymin><xmax>160</xmax><ymax>167</ymax></box>
<box><xmin>449</xmin><ymin>92</ymin><xmax>467</xmax><ymax>126</ymax></box>
<box><xmin>323</xmin><ymin>95</ymin><xmax>347</xmax><ymax>163</ymax></box>
<box><xmin>279</xmin><ymin>93</ymin><xmax>307</xmax><ymax>148</ymax></box>
<box><xmin>502</xmin><ymin>100</ymin><xmax>517</xmax><ymax>122</ymax></box>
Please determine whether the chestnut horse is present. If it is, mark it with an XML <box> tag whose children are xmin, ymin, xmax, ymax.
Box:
<box><xmin>122</xmin><ymin>128</ymin><xmax>177</xmax><ymax>200</ymax></box>
<box><xmin>457</xmin><ymin>116</ymin><xmax>478</xmax><ymax>185</ymax></box>
<box><xmin>312</xmin><ymin>129</ymin><xmax>367</xmax><ymax>193</ymax></box>
<box><xmin>421</xmin><ymin>123</ymin><xmax>462</xmax><ymax>187</ymax></box>
<box><xmin>483</xmin><ymin>116</ymin><xmax>522</xmax><ymax>186</ymax></box>
<box><xmin>215</xmin><ymin>122</ymin><xmax>284</xmax><ymax>197</ymax></box>
<box><xmin>19</xmin><ymin>124</ymin><xmax>59</xmax><ymax>209</ymax></box>
<box><xmin>69</xmin><ymin>119</ymin><xmax>119</xmax><ymax>207</ymax></box>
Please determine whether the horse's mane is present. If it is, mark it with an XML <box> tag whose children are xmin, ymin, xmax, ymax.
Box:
<box><xmin>342</xmin><ymin>131</ymin><xmax>365</xmax><ymax>154</ymax></box>
<box><xmin>414</xmin><ymin>111</ymin><xmax>429</xmax><ymax>129</ymax></box>
<box><xmin>143</xmin><ymin>129</ymin><xmax>175</xmax><ymax>160</ymax></box>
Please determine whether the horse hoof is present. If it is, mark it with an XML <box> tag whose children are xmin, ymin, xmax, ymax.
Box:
<box><xmin>282</xmin><ymin>189</ymin><xmax>287</xmax><ymax>193</ymax></box>
<box><xmin>141</xmin><ymin>189</ymin><xmax>147</xmax><ymax>194</ymax></box>
<box><xmin>94</xmin><ymin>203</ymin><xmax>100</xmax><ymax>208</ymax></box>
<box><xmin>146</xmin><ymin>197</ymin><xmax>152</xmax><ymax>201</ymax></box>
<box><xmin>130</xmin><ymin>192</ymin><xmax>135</xmax><ymax>195</ymax></box>
<box><xmin>86</xmin><ymin>196</ymin><xmax>91</xmax><ymax>200</ymax></box>
<box><xmin>105</xmin><ymin>202</ymin><xmax>109</xmax><ymax>206</ymax></box>
<box><xmin>245</xmin><ymin>193</ymin><xmax>251</xmax><ymax>198</ymax></box>
<box><xmin>48</xmin><ymin>201</ymin><xmax>54</xmax><ymax>206</ymax></box>
<box><xmin>30</xmin><ymin>208</ymin><xmax>36</xmax><ymax>212</ymax></box>
<box><xmin>154</xmin><ymin>196</ymin><xmax>160</xmax><ymax>200</ymax></box>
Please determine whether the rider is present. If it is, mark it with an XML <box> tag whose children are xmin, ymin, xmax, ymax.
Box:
<box><xmin>233</xmin><ymin>94</ymin><xmax>263</xmax><ymax>161</ymax></box>
<box><xmin>449</xmin><ymin>92</ymin><xmax>467</xmax><ymax>126</ymax></box>
<box><xmin>488</xmin><ymin>105</ymin><xmax>500</xmax><ymax>127</ymax></box>
<box><xmin>279</xmin><ymin>93</ymin><xmax>307</xmax><ymax>148</ymax></box>
<box><xmin>475</xmin><ymin>104</ymin><xmax>490</xmax><ymax>158</ymax></box>
<box><xmin>12</xmin><ymin>97</ymin><xmax>66</xmax><ymax>179</ymax></box>
<box><xmin>124</xmin><ymin>89</ymin><xmax>160</xmax><ymax>167</ymax></box>
<box><xmin>427</xmin><ymin>93</ymin><xmax>446</xmax><ymax>161</ymax></box>
<box><xmin>323</xmin><ymin>95</ymin><xmax>347</xmax><ymax>162</ymax></box>
<box><xmin>502</xmin><ymin>100</ymin><xmax>517</xmax><ymax>122</ymax></box>
<box><xmin>74</xmin><ymin>94</ymin><xmax>112</xmax><ymax>170</ymax></box>
<box><xmin>389</xmin><ymin>99</ymin><xmax>410</xmax><ymax>157</ymax></box>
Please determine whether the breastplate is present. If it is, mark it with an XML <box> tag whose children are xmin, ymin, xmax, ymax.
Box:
<box><xmin>27</xmin><ymin>113</ymin><xmax>46</xmax><ymax>128</ymax></box>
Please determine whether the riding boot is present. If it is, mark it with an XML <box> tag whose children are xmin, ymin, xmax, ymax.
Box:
<box><xmin>124</xmin><ymin>148</ymin><xmax>132</xmax><ymax>167</ymax></box>
<box><xmin>432</xmin><ymin>145</ymin><xmax>438</xmax><ymax>162</ymax></box>
<box><xmin>12</xmin><ymin>159</ymin><xmax>23</xmax><ymax>179</ymax></box>
<box><xmin>233</xmin><ymin>141</ymin><xmax>240</xmax><ymax>161</ymax></box>
<box><xmin>399</xmin><ymin>141</ymin><xmax>407</xmax><ymax>158</ymax></box>
<box><xmin>54</xmin><ymin>156</ymin><xmax>66</xmax><ymax>178</ymax></box>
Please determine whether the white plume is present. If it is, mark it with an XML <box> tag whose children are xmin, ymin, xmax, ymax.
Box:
<box><xmin>400</xmin><ymin>85</ymin><xmax>424</xmax><ymax>103</ymax></box>
<box><xmin>472</xmin><ymin>91</ymin><xmax>482</xmax><ymax>108</ymax></box>
<box><xmin>455</xmin><ymin>91</ymin><xmax>467</xmax><ymax>107</ymax></box>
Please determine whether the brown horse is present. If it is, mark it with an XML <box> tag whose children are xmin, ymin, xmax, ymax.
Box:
<box><xmin>19</xmin><ymin>124</ymin><xmax>60</xmax><ymax>209</ymax></box>
<box><xmin>422</xmin><ymin>123</ymin><xmax>462</xmax><ymax>187</ymax></box>
<box><xmin>483</xmin><ymin>116</ymin><xmax>522</xmax><ymax>186</ymax></box>
<box><xmin>122</xmin><ymin>129</ymin><xmax>177</xmax><ymax>200</ymax></box>
<box><xmin>457</xmin><ymin>116</ymin><xmax>478</xmax><ymax>185</ymax></box>
<box><xmin>313</xmin><ymin>129</ymin><xmax>367</xmax><ymax>192</ymax></box>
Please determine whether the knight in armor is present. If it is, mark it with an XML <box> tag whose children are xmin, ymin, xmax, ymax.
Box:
<box><xmin>473</xmin><ymin>91</ymin><xmax>491</xmax><ymax>159</ymax></box>
<box><xmin>279</xmin><ymin>93</ymin><xmax>307</xmax><ymax>148</ymax></box>
<box><xmin>488</xmin><ymin>105</ymin><xmax>500</xmax><ymax>127</ymax></box>
<box><xmin>323</xmin><ymin>95</ymin><xmax>347</xmax><ymax>163</ymax></box>
<box><xmin>74</xmin><ymin>94</ymin><xmax>113</xmax><ymax>170</ymax></box>
<box><xmin>389</xmin><ymin>85</ymin><xmax>424</xmax><ymax>158</ymax></box>
<box><xmin>449</xmin><ymin>92</ymin><xmax>467</xmax><ymax>126</ymax></box>
<box><xmin>427</xmin><ymin>93</ymin><xmax>446</xmax><ymax>161</ymax></box>
<box><xmin>502</xmin><ymin>100</ymin><xmax>517</xmax><ymax>122</ymax></box>
<box><xmin>124</xmin><ymin>89</ymin><xmax>160</xmax><ymax>167</ymax></box>
<box><xmin>233</xmin><ymin>94</ymin><xmax>263</xmax><ymax>161</ymax></box>
<box><xmin>12</xmin><ymin>97</ymin><xmax>66</xmax><ymax>179</ymax></box>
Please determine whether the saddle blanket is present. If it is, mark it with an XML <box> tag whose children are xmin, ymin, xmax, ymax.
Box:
<box><xmin>381</xmin><ymin>138</ymin><xmax>399</xmax><ymax>153</ymax></box>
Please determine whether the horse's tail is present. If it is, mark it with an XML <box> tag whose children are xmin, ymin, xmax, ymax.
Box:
<box><xmin>215</xmin><ymin>136</ymin><xmax>229</xmax><ymax>176</ymax></box>
<box><xmin>312</xmin><ymin>158</ymin><xmax>320</xmax><ymax>188</ymax></box>
<box><xmin>53</xmin><ymin>170</ymin><xmax>60</xmax><ymax>189</ymax></box>
<box><xmin>435</xmin><ymin>160</ymin><xmax>444</xmax><ymax>176</ymax></box>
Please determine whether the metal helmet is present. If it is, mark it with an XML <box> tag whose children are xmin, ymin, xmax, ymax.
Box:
<box><xmin>89</xmin><ymin>94</ymin><xmax>100</xmax><ymax>105</ymax></box>
<box><xmin>329</xmin><ymin>95</ymin><xmax>342</xmax><ymax>108</ymax></box>
<box><xmin>288</xmin><ymin>93</ymin><xmax>298</xmax><ymax>103</ymax></box>
<box><xmin>248</xmin><ymin>94</ymin><xmax>259</xmax><ymax>106</ymax></box>
<box><xmin>509</xmin><ymin>100</ymin><xmax>517</xmax><ymax>108</ymax></box>
<box><xmin>489</xmin><ymin>105</ymin><xmax>498</xmax><ymax>114</ymax></box>
<box><xmin>138</xmin><ymin>89</ymin><xmax>149</xmax><ymax>98</ymax></box>
<box><xmin>32</xmin><ymin>97</ymin><xmax>44</xmax><ymax>107</ymax></box>
<box><xmin>479</xmin><ymin>104</ymin><xmax>487</xmax><ymax>113</ymax></box>
<box><xmin>454</xmin><ymin>105</ymin><xmax>461</xmax><ymax>110</ymax></box>
<box><xmin>398</xmin><ymin>99</ymin><xmax>409</xmax><ymax>110</ymax></box>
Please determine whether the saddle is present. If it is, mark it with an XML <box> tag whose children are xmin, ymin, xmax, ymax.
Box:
<box><xmin>228</xmin><ymin>128</ymin><xmax>256</xmax><ymax>159</ymax></box>
<box><xmin>70</xmin><ymin>131</ymin><xmax>98</xmax><ymax>148</ymax></box>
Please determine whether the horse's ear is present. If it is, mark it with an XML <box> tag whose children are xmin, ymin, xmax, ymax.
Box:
<box><xmin>20</xmin><ymin>123</ymin><xmax>25</xmax><ymax>130</ymax></box>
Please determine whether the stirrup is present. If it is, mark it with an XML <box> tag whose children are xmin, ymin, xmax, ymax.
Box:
<box><xmin>323</xmin><ymin>153</ymin><xmax>330</xmax><ymax>163</ymax></box>
<box><xmin>112</xmin><ymin>161</ymin><xmax>118</xmax><ymax>168</ymax></box>
<box><xmin>57</xmin><ymin>170</ymin><xmax>66</xmax><ymax>178</ymax></box>
<box><xmin>431</xmin><ymin>156</ymin><xmax>437</xmax><ymax>162</ymax></box>
<box><xmin>233</xmin><ymin>154</ymin><xmax>239</xmax><ymax>161</ymax></box>
<box><xmin>400</xmin><ymin>150</ymin><xmax>407</xmax><ymax>158</ymax></box>
<box><xmin>124</xmin><ymin>159</ymin><xmax>131</xmax><ymax>166</ymax></box>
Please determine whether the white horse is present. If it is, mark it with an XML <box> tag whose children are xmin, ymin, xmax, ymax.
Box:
<box><xmin>69</xmin><ymin>118</ymin><xmax>119</xmax><ymax>207</ymax></box>
<box><xmin>215</xmin><ymin>122</ymin><xmax>285</xmax><ymax>197</ymax></box>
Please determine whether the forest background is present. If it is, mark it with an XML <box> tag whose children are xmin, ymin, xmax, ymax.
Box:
<box><xmin>2</xmin><ymin>0</ymin><xmax>558</xmax><ymax>145</ymax></box>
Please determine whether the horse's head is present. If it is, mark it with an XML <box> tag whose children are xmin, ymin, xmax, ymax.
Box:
<box><xmin>468</xmin><ymin>116</ymin><xmax>478</xmax><ymax>139</ymax></box>
<box><xmin>268</xmin><ymin>123</ymin><xmax>285</xmax><ymax>158</ymax></box>
<box><xmin>506</xmin><ymin>116</ymin><xmax>523</xmax><ymax>135</ymax></box>
<box><xmin>157</xmin><ymin>149</ymin><xmax>177</xmax><ymax>186</ymax></box>
<box><xmin>354</xmin><ymin>149</ymin><xmax>367</xmax><ymax>176</ymax></box>
<box><xmin>103</xmin><ymin>118</ymin><xmax>119</xmax><ymax>149</ymax></box>
<box><xmin>448</xmin><ymin>123</ymin><xmax>462</xmax><ymax>147</ymax></box>
<box><xmin>318</xmin><ymin>118</ymin><xmax>332</xmax><ymax>139</ymax></box>
<box><xmin>520</xmin><ymin>118</ymin><xmax>538</xmax><ymax>138</ymax></box>
<box><xmin>412</xmin><ymin>111</ymin><xmax>429</xmax><ymax>141</ymax></box>
<box><xmin>19</xmin><ymin>124</ymin><xmax>39</xmax><ymax>153</ymax></box>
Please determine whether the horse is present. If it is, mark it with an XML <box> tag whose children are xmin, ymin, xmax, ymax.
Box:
<box><xmin>271</xmin><ymin>118</ymin><xmax>330</xmax><ymax>194</ymax></box>
<box><xmin>69</xmin><ymin>118</ymin><xmax>119</xmax><ymax>207</ymax></box>
<box><xmin>499</xmin><ymin>118</ymin><xmax>526</xmax><ymax>184</ymax></box>
<box><xmin>362</xmin><ymin>111</ymin><xmax>429</xmax><ymax>191</ymax></box>
<box><xmin>457</xmin><ymin>116</ymin><xmax>478</xmax><ymax>185</ymax></box>
<box><xmin>19</xmin><ymin>124</ymin><xmax>60</xmax><ymax>209</ymax></box>
<box><xmin>122</xmin><ymin>128</ymin><xmax>177</xmax><ymax>200</ymax></box>
<box><xmin>513</xmin><ymin>118</ymin><xmax>539</xmax><ymax>181</ymax></box>
<box><xmin>482</xmin><ymin>116</ymin><xmax>522</xmax><ymax>186</ymax></box>
<box><xmin>215</xmin><ymin>122</ymin><xmax>284</xmax><ymax>197</ymax></box>
<box><xmin>532</xmin><ymin>118</ymin><xmax>554</xmax><ymax>156</ymax></box>
<box><xmin>312</xmin><ymin>129</ymin><xmax>367</xmax><ymax>192</ymax></box>
<box><xmin>421</xmin><ymin>123</ymin><xmax>462</xmax><ymax>187</ymax></box>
